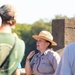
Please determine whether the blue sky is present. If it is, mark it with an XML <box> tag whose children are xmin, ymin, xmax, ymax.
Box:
<box><xmin>0</xmin><ymin>0</ymin><xmax>75</xmax><ymax>24</ymax></box>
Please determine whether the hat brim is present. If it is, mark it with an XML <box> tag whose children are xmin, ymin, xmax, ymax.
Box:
<box><xmin>32</xmin><ymin>35</ymin><xmax>57</xmax><ymax>46</ymax></box>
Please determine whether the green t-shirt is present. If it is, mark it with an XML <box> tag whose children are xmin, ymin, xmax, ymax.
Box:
<box><xmin>0</xmin><ymin>33</ymin><xmax>25</xmax><ymax>75</ymax></box>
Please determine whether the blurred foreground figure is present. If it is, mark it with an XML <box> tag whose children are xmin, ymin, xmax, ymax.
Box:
<box><xmin>55</xmin><ymin>42</ymin><xmax>75</xmax><ymax>75</ymax></box>
<box><xmin>0</xmin><ymin>4</ymin><xmax>25</xmax><ymax>75</ymax></box>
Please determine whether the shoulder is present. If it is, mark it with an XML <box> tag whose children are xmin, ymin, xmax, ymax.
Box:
<box><xmin>63</xmin><ymin>42</ymin><xmax>75</xmax><ymax>57</ymax></box>
<box><xmin>16</xmin><ymin>38</ymin><xmax>25</xmax><ymax>49</ymax></box>
<box><xmin>64</xmin><ymin>42</ymin><xmax>75</xmax><ymax>53</ymax></box>
<box><xmin>51</xmin><ymin>50</ymin><xmax>60</xmax><ymax>61</ymax></box>
<box><xmin>14</xmin><ymin>38</ymin><xmax>25</xmax><ymax>59</ymax></box>
<box><xmin>65</xmin><ymin>42</ymin><xmax>75</xmax><ymax>49</ymax></box>
<box><xmin>47</xmin><ymin>50</ymin><xmax>60</xmax><ymax>57</ymax></box>
<box><xmin>13</xmin><ymin>33</ymin><xmax>25</xmax><ymax>46</ymax></box>
<box><xmin>46</xmin><ymin>50</ymin><xmax>60</xmax><ymax>61</ymax></box>
<box><xmin>16</xmin><ymin>38</ymin><xmax>25</xmax><ymax>44</ymax></box>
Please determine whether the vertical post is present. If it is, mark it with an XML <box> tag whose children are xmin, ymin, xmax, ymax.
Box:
<box><xmin>52</xmin><ymin>19</ymin><xmax>75</xmax><ymax>55</ymax></box>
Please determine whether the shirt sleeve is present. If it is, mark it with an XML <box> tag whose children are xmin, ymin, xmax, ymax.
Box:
<box><xmin>55</xmin><ymin>46</ymin><xmax>72</xmax><ymax>75</ymax></box>
<box><xmin>52</xmin><ymin>52</ymin><xmax>60</xmax><ymax>71</ymax></box>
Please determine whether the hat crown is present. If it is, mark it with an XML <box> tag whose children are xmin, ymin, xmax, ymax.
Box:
<box><xmin>39</xmin><ymin>31</ymin><xmax>53</xmax><ymax>40</ymax></box>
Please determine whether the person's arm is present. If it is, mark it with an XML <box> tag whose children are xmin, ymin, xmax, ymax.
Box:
<box><xmin>14</xmin><ymin>69</ymin><xmax>21</xmax><ymax>75</ymax></box>
<box><xmin>13</xmin><ymin>63</ymin><xmax>21</xmax><ymax>75</ymax></box>
<box><xmin>25</xmin><ymin>58</ymin><xmax>32</xmax><ymax>75</ymax></box>
<box><xmin>25</xmin><ymin>51</ymin><xmax>35</xmax><ymax>75</ymax></box>
<box><xmin>49</xmin><ymin>52</ymin><xmax>60</xmax><ymax>75</ymax></box>
<box><xmin>52</xmin><ymin>52</ymin><xmax>60</xmax><ymax>71</ymax></box>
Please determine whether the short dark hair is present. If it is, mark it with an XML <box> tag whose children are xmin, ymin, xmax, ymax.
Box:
<box><xmin>0</xmin><ymin>4</ymin><xmax>16</xmax><ymax>25</ymax></box>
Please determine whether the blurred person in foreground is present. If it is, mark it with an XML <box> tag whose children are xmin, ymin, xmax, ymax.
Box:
<box><xmin>55</xmin><ymin>41</ymin><xmax>75</xmax><ymax>75</ymax></box>
<box><xmin>0</xmin><ymin>4</ymin><xmax>25</xmax><ymax>75</ymax></box>
<box><xmin>25</xmin><ymin>30</ymin><xmax>60</xmax><ymax>75</ymax></box>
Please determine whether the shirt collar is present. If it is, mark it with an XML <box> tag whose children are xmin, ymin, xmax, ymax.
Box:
<box><xmin>44</xmin><ymin>49</ymin><xmax>51</xmax><ymax>55</ymax></box>
<box><xmin>38</xmin><ymin>49</ymin><xmax>52</xmax><ymax>56</ymax></box>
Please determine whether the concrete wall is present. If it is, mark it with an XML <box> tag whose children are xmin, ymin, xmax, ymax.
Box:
<box><xmin>52</xmin><ymin>19</ymin><xmax>75</xmax><ymax>54</ymax></box>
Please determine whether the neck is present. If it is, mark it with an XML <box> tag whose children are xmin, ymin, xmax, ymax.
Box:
<box><xmin>40</xmin><ymin>49</ymin><xmax>46</xmax><ymax>54</ymax></box>
<box><xmin>0</xmin><ymin>24</ymin><xmax>12</xmax><ymax>33</ymax></box>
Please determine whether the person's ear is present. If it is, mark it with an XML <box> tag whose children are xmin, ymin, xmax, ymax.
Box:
<box><xmin>11</xmin><ymin>20</ymin><xmax>16</xmax><ymax>29</ymax></box>
<box><xmin>45</xmin><ymin>41</ymin><xmax>49</xmax><ymax>48</ymax></box>
<box><xmin>11</xmin><ymin>20</ymin><xmax>16</xmax><ymax>25</ymax></box>
<box><xmin>47</xmin><ymin>42</ymin><xmax>50</xmax><ymax>46</ymax></box>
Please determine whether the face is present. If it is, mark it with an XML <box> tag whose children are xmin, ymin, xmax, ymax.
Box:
<box><xmin>36</xmin><ymin>38</ymin><xmax>49</xmax><ymax>51</ymax></box>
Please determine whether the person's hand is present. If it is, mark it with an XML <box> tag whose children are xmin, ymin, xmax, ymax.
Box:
<box><xmin>13</xmin><ymin>69</ymin><xmax>21</xmax><ymax>75</ymax></box>
<box><xmin>27</xmin><ymin>51</ymin><xmax>35</xmax><ymax>60</ymax></box>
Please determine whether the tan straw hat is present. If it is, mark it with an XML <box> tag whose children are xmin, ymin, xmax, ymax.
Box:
<box><xmin>32</xmin><ymin>30</ymin><xmax>57</xmax><ymax>46</ymax></box>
